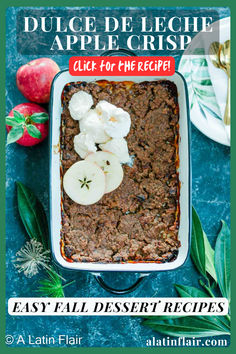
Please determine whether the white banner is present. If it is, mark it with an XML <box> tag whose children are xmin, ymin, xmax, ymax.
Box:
<box><xmin>8</xmin><ymin>297</ymin><xmax>229</xmax><ymax>316</ymax></box>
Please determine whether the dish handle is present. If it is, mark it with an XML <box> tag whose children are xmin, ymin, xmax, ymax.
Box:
<box><xmin>92</xmin><ymin>273</ymin><xmax>150</xmax><ymax>295</ymax></box>
<box><xmin>100</xmin><ymin>48</ymin><xmax>136</xmax><ymax>57</ymax></box>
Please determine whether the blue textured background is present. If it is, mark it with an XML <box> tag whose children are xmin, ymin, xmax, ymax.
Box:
<box><xmin>6</xmin><ymin>7</ymin><xmax>230</xmax><ymax>348</ymax></box>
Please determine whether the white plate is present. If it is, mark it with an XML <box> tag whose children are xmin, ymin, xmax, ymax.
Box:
<box><xmin>178</xmin><ymin>17</ymin><xmax>230</xmax><ymax>146</ymax></box>
<box><xmin>49</xmin><ymin>71</ymin><xmax>191</xmax><ymax>273</ymax></box>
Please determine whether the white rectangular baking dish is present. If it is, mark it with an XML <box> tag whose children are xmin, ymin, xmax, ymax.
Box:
<box><xmin>49</xmin><ymin>70</ymin><xmax>191</xmax><ymax>273</ymax></box>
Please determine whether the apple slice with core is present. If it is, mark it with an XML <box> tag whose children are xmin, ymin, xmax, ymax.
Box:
<box><xmin>63</xmin><ymin>160</ymin><xmax>105</xmax><ymax>205</ymax></box>
<box><xmin>86</xmin><ymin>151</ymin><xmax>124</xmax><ymax>193</ymax></box>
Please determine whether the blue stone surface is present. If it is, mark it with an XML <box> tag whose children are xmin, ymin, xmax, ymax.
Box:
<box><xmin>5</xmin><ymin>7</ymin><xmax>230</xmax><ymax>348</ymax></box>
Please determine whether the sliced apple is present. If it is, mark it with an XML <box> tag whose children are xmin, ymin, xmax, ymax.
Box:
<box><xmin>86</xmin><ymin>151</ymin><xmax>123</xmax><ymax>193</ymax></box>
<box><xmin>63</xmin><ymin>160</ymin><xmax>105</xmax><ymax>205</ymax></box>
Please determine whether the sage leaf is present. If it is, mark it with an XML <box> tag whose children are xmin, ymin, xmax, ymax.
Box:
<box><xmin>16</xmin><ymin>181</ymin><xmax>48</xmax><ymax>249</ymax></box>
<box><xmin>142</xmin><ymin>316</ymin><xmax>230</xmax><ymax>338</ymax></box>
<box><xmin>175</xmin><ymin>284</ymin><xmax>209</xmax><ymax>298</ymax></box>
<box><xmin>191</xmin><ymin>207</ymin><xmax>206</xmax><ymax>278</ymax></box>
<box><xmin>203</xmin><ymin>231</ymin><xmax>217</xmax><ymax>283</ymax></box>
<box><xmin>26</xmin><ymin>124</ymin><xmax>42</xmax><ymax>139</ymax></box>
<box><xmin>215</xmin><ymin>221</ymin><xmax>230</xmax><ymax>301</ymax></box>
<box><xmin>175</xmin><ymin>284</ymin><xmax>230</xmax><ymax>330</ymax></box>
<box><xmin>7</xmin><ymin>125</ymin><xmax>24</xmax><ymax>144</ymax></box>
<box><xmin>30</xmin><ymin>112</ymin><xmax>49</xmax><ymax>124</ymax></box>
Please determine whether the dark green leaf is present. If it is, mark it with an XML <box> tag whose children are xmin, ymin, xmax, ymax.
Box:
<box><xmin>191</xmin><ymin>207</ymin><xmax>206</xmax><ymax>278</ymax></box>
<box><xmin>216</xmin><ymin>315</ymin><xmax>231</xmax><ymax>331</ymax></box>
<box><xmin>26</xmin><ymin>124</ymin><xmax>42</xmax><ymax>139</ymax></box>
<box><xmin>175</xmin><ymin>284</ymin><xmax>209</xmax><ymax>298</ymax></box>
<box><xmin>203</xmin><ymin>232</ymin><xmax>217</xmax><ymax>283</ymax></box>
<box><xmin>142</xmin><ymin>314</ymin><xmax>230</xmax><ymax>333</ymax></box>
<box><xmin>198</xmin><ymin>279</ymin><xmax>230</xmax><ymax>330</ymax></box>
<box><xmin>30</xmin><ymin>112</ymin><xmax>49</xmax><ymax>124</ymax></box>
<box><xmin>199</xmin><ymin>279</ymin><xmax>215</xmax><ymax>297</ymax></box>
<box><xmin>215</xmin><ymin>221</ymin><xmax>231</xmax><ymax>301</ymax></box>
<box><xmin>16</xmin><ymin>181</ymin><xmax>49</xmax><ymax>249</ymax></box>
<box><xmin>13</xmin><ymin>110</ymin><xmax>25</xmax><ymax>122</ymax></box>
<box><xmin>7</xmin><ymin>125</ymin><xmax>24</xmax><ymax>144</ymax></box>
<box><xmin>211</xmin><ymin>317</ymin><xmax>230</xmax><ymax>332</ymax></box>
<box><xmin>143</xmin><ymin>316</ymin><xmax>230</xmax><ymax>338</ymax></box>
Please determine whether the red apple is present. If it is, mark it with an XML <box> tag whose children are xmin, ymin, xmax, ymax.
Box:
<box><xmin>6</xmin><ymin>103</ymin><xmax>49</xmax><ymax>146</ymax></box>
<box><xmin>16</xmin><ymin>58</ymin><xmax>60</xmax><ymax>103</ymax></box>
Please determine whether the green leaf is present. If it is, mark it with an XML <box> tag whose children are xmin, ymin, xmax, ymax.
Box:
<box><xmin>36</xmin><ymin>268</ymin><xmax>75</xmax><ymax>297</ymax></box>
<box><xmin>197</xmin><ymin>100</ymin><xmax>207</xmax><ymax>119</ymax></box>
<box><xmin>6</xmin><ymin>117</ymin><xmax>22</xmax><ymax>127</ymax></box>
<box><xmin>179</xmin><ymin>58</ymin><xmax>188</xmax><ymax>67</ymax></box>
<box><xmin>6</xmin><ymin>110</ymin><xmax>26</xmax><ymax>127</ymax></box>
<box><xmin>200</xmin><ymin>102</ymin><xmax>222</xmax><ymax>120</ymax></box>
<box><xmin>141</xmin><ymin>315</ymin><xmax>185</xmax><ymax>320</ymax></box>
<box><xmin>16</xmin><ymin>181</ymin><xmax>49</xmax><ymax>249</ymax></box>
<box><xmin>180</xmin><ymin>50</ymin><xmax>222</xmax><ymax>121</ymax></box>
<box><xmin>192</xmin><ymin>48</ymin><xmax>205</xmax><ymax>55</ymax></box>
<box><xmin>215</xmin><ymin>221</ymin><xmax>231</xmax><ymax>301</ymax></box>
<box><xmin>191</xmin><ymin>58</ymin><xmax>208</xmax><ymax>66</ymax></box>
<box><xmin>203</xmin><ymin>232</ymin><xmax>217</xmax><ymax>283</ymax></box>
<box><xmin>143</xmin><ymin>316</ymin><xmax>230</xmax><ymax>338</ymax></box>
<box><xmin>190</xmin><ymin>94</ymin><xmax>196</xmax><ymax>110</ymax></box>
<box><xmin>26</xmin><ymin>124</ymin><xmax>42</xmax><ymax>139</ymax></box>
<box><xmin>30</xmin><ymin>112</ymin><xmax>49</xmax><ymax>124</ymax></box>
<box><xmin>182</xmin><ymin>72</ymin><xmax>191</xmax><ymax>79</ymax></box>
<box><xmin>36</xmin><ymin>269</ymin><xmax>65</xmax><ymax>297</ymax></box>
<box><xmin>194</xmin><ymin>87</ymin><xmax>215</xmax><ymax>97</ymax></box>
<box><xmin>192</xmin><ymin>64</ymin><xmax>209</xmax><ymax>76</ymax></box>
<box><xmin>175</xmin><ymin>284</ymin><xmax>209</xmax><ymax>298</ymax></box>
<box><xmin>13</xmin><ymin>110</ymin><xmax>25</xmax><ymax>122</ymax></box>
<box><xmin>191</xmin><ymin>207</ymin><xmax>206</xmax><ymax>278</ymax></box>
<box><xmin>191</xmin><ymin>208</ymin><xmax>218</xmax><ymax>284</ymax></box>
<box><xmin>193</xmin><ymin>79</ymin><xmax>212</xmax><ymax>86</ymax></box>
<box><xmin>7</xmin><ymin>125</ymin><xmax>24</xmax><ymax>144</ymax></box>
